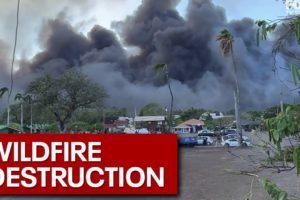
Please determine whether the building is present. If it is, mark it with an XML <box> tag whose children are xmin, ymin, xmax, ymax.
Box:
<box><xmin>134</xmin><ymin>116</ymin><xmax>166</xmax><ymax>132</ymax></box>
<box><xmin>240</xmin><ymin>119</ymin><xmax>261</xmax><ymax>131</ymax></box>
<box><xmin>174</xmin><ymin>119</ymin><xmax>205</xmax><ymax>134</ymax></box>
<box><xmin>201</xmin><ymin>112</ymin><xmax>224</xmax><ymax>120</ymax></box>
<box><xmin>104</xmin><ymin>117</ymin><xmax>130</xmax><ymax>132</ymax></box>
<box><xmin>209</xmin><ymin>112</ymin><xmax>224</xmax><ymax>120</ymax></box>
<box><xmin>0</xmin><ymin>125</ymin><xmax>21</xmax><ymax>133</ymax></box>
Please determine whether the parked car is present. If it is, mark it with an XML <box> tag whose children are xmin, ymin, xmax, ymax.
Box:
<box><xmin>197</xmin><ymin>136</ymin><xmax>214</xmax><ymax>146</ymax></box>
<box><xmin>135</xmin><ymin>128</ymin><xmax>149</xmax><ymax>134</ymax></box>
<box><xmin>198</xmin><ymin>130</ymin><xmax>215</xmax><ymax>136</ymax></box>
<box><xmin>223</xmin><ymin>129</ymin><xmax>237</xmax><ymax>135</ymax></box>
<box><xmin>221</xmin><ymin>138</ymin><xmax>251</xmax><ymax>147</ymax></box>
<box><xmin>178</xmin><ymin>136</ymin><xmax>198</xmax><ymax>147</ymax></box>
<box><xmin>222</xmin><ymin>134</ymin><xmax>249</xmax><ymax>142</ymax></box>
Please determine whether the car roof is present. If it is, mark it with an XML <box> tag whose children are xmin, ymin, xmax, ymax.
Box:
<box><xmin>198</xmin><ymin>136</ymin><xmax>211</xmax><ymax>138</ymax></box>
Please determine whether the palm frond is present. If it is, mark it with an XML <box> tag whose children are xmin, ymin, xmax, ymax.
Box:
<box><xmin>0</xmin><ymin>87</ymin><xmax>9</xmax><ymax>98</ymax></box>
<box><xmin>24</xmin><ymin>94</ymin><xmax>32</xmax><ymax>103</ymax></box>
<box><xmin>14</xmin><ymin>93</ymin><xmax>23</xmax><ymax>101</ymax></box>
<box><xmin>155</xmin><ymin>64</ymin><xmax>167</xmax><ymax>74</ymax></box>
<box><xmin>217</xmin><ymin>29</ymin><xmax>234</xmax><ymax>57</ymax></box>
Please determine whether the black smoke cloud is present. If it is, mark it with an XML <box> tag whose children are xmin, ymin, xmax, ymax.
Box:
<box><xmin>22</xmin><ymin>18</ymin><xmax>127</xmax><ymax>73</ymax></box>
<box><xmin>12</xmin><ymin>0</ymin><xmax>294</xmax><ymax>111</ymax></box>
<box><xmin>113</xmin><ymin>0</ymin><xmax>290</xmax><ymax>109</ymax></box>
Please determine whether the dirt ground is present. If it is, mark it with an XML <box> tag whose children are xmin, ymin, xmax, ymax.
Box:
<box><xmin>2</xmin><ymin>145</ymin><xmax>300</xmax><ymax>200</ymax></box>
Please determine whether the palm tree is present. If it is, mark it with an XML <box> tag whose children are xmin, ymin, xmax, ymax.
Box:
<box><xmin>155</xmin><ymin>64</ymin><xmax>174</xmax><ymax>132</ymax></box>
<box><xmin>15</xmin><ymin>93</ymin><xmax>24</xmax><ymax>132</ymax></box>
<box><xmin>217</xmin><ymin>29</ymin><xmax>242</xmax><ymax>145</ymax></box>
<box><xmin>24</xmin><ymin>94</ymin><xmax>33</xmax><ymax>133</ymax></box>
<box><xmin>0</xmin><ymin>87</ymin><xmax>9</xmax><ymax>126</ymax></box>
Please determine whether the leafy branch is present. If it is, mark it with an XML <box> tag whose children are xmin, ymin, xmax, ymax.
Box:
<box><xmin>227</xmin><ymin>169</ymin><xmax>290</xmax><ymax>200</ymax></box>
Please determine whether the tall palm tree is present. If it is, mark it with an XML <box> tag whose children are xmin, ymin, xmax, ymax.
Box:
<box><xmin>15</xmin><ymin>93</ymin><xmax>24</xmax><ymax>132</ymax></box>
<box><xmin>0</xmin><ymin>87</ymin><xmax>9</xmax><ymax>126</ymax></box>
<box><xmin>155</xmin><ymin>63</ymin><xmax>174</xmax><ymax>132</ymax></box>
<box><xmin>217</xmin><ymin>29</ymin><xmax>242</xmax><ymax>145</ymax></box>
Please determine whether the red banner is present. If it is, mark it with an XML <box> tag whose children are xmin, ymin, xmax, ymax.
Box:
<box><xmin>0</xmin><ymin>134</ymin><xmax>178</xmax><ymax>195</ymax></box>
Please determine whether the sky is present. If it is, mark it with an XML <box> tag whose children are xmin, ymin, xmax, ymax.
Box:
<box><xmin>211</xmin><ymin>0</ymin><xmax>286</xmax><ymax>20</ymax></box>
<box><xmin>177</xmin><ymin>0</ymin><xmax>287</xmax><ymax>20</ymax></box>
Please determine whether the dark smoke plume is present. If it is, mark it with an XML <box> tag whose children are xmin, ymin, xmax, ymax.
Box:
<box><xmin>8</xmin><ymin>0</ymin><xmax>295</xmax><ymax>111</ymax></box>
<box><xmin>113</xmin><ymin>0</ymin><xmax>290</xmax><ymax>109</ymax></box>
<box><xmin>21</xmin><ymin>18</ymin><xmax>127</xmax><ymax>74</ymax></box>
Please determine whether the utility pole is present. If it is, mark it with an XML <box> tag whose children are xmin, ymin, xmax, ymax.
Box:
<box><xmin>165</xmin><ymin>107</ymin><xmax>168</xmax><ymax>133</ymax></box>
<box><xmin>133</xmin><ymin>107</ymin><xmax>137</xmax><ymax>128</ymax></box>
<box><xmin>7</xmin><ymin>106</ymin><xmax>10</xmax><ymax>127</ymax></box>
<box><xmin>30</xmin><ymin>99</ymin><xmax>33</xmax><ymax>133</ymax></box>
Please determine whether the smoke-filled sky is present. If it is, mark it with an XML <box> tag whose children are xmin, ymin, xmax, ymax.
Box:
<box><xmin>0</xmin><ymin>0</ymin><xmax>297</xmax><ymax>112</ymax></box>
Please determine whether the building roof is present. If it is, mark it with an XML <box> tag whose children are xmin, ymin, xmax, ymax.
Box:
<box><xmin>134</xmin><ymin>116</ymin><xmax>165</xmax><ymax>122</ymax></box>
<box><xmin>174</xmin><ymin>124</ymin><xmax>191</xmax><ymax>129</ymax></box>
<box><xmin>0</xmin><ymin>125</ymin><xmax>21</xmax><ymax>133</ymax></box>
<box><xmin>114</xmin><ymin>120</ymin><xmax>129</xmax><ymax>126</ymax></box>
<box><xmin>176</xmin><ymin>119</ymin><xmax>205</xmax><ymax>128</ymax></box>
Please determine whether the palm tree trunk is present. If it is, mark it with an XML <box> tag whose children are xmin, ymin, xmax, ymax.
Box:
<box><xmin>59</xmin><ymin>120</ymin><xmax>66</xmax><ymax>133</ymax></box>
<box><xmin>20</xmin><ymin>102</ymin><xmax>23</xmax><ymax>132</ymax></box>
<box><xmin>231</xmin><ymin>47</ymin><xmax>242</xmax><ymax>145</ymax></box>
<box><xmin>166</xmin><ymin>72</ymin><xmax>174</xmax><ymax>132</ymax></box>
<box><xmin>30</xmin><ymin>101</ymin><xmax>33</xmax><ymax>133</ymax></box>
<box><xmin>7</xmin><ymin>106</ymin><xmax>10</xmax><ymax>127</ymax></box>
<box><xmin>168</xmin><ymin>81</ymin><xmax>174</xmax><ymax>132</ymax></box>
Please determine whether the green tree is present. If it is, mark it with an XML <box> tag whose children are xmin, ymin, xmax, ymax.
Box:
<box><xmin>180</xmin><ymin>108</ymin><xmax>206</xmax><ymax>121</ymax></box>
<box><xmin>263</xmin><ymin>106</ymin><xmax>281</xmax><ymax>119</ymax></box>
<box><xmin>14</xmin><ymin>93</ymin><xmax>26</xmax><ymax>132</ymax></box>
<box><xmin>256</xmin><ymin>16</ymin><xmax>300</xmax><ymax>89</ymax></box>
<box><xmin>14</xmin><ymin>93</ymin><xmax>34</xmax><ymax>132</ymax></box>
<box><xmin>266</xmin><ymin>106</ymin><xmax>300</xmax><ymax>168</ymax></box>
<box><xmin>217</xmin><ymin>29</ymin><xmax>242</xmax><ymax>145</ymax></box>
<box><xmin>23</xmin><ymin>94</ymin><xmax>33</xmax><ymax>133</ymax></box>
<box><xmin>246</xmin><ymin>110</ymin><xmax>263</xmax><ymax>122</ymax></box>
<box><xmin>27</xmin><ymin>69</ymin><xmax>107</xmax><ymax>132</ymax></box>
<box><xmin>139</xmin><ymin>103</ymin><xmax>165</xmax><ymax>116</ymax></box>
<box><xmin>72</xmin><ymin>109</ymin><xmax>102</xmax><ymax>124</ymax></box>
<box><xmin>255</xmin><ymin>15</ymin><xmax>300</xmax><ymax>198</ymax></box>
<box><xmin>105</xmin><ymin>107</ymin><xmax>128</xmax><ymax>118</ymax></box>
<box><xmin>9</xmin><ymin>103</ymin><xmax>20</xmax><ymax>124</ymax></box>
